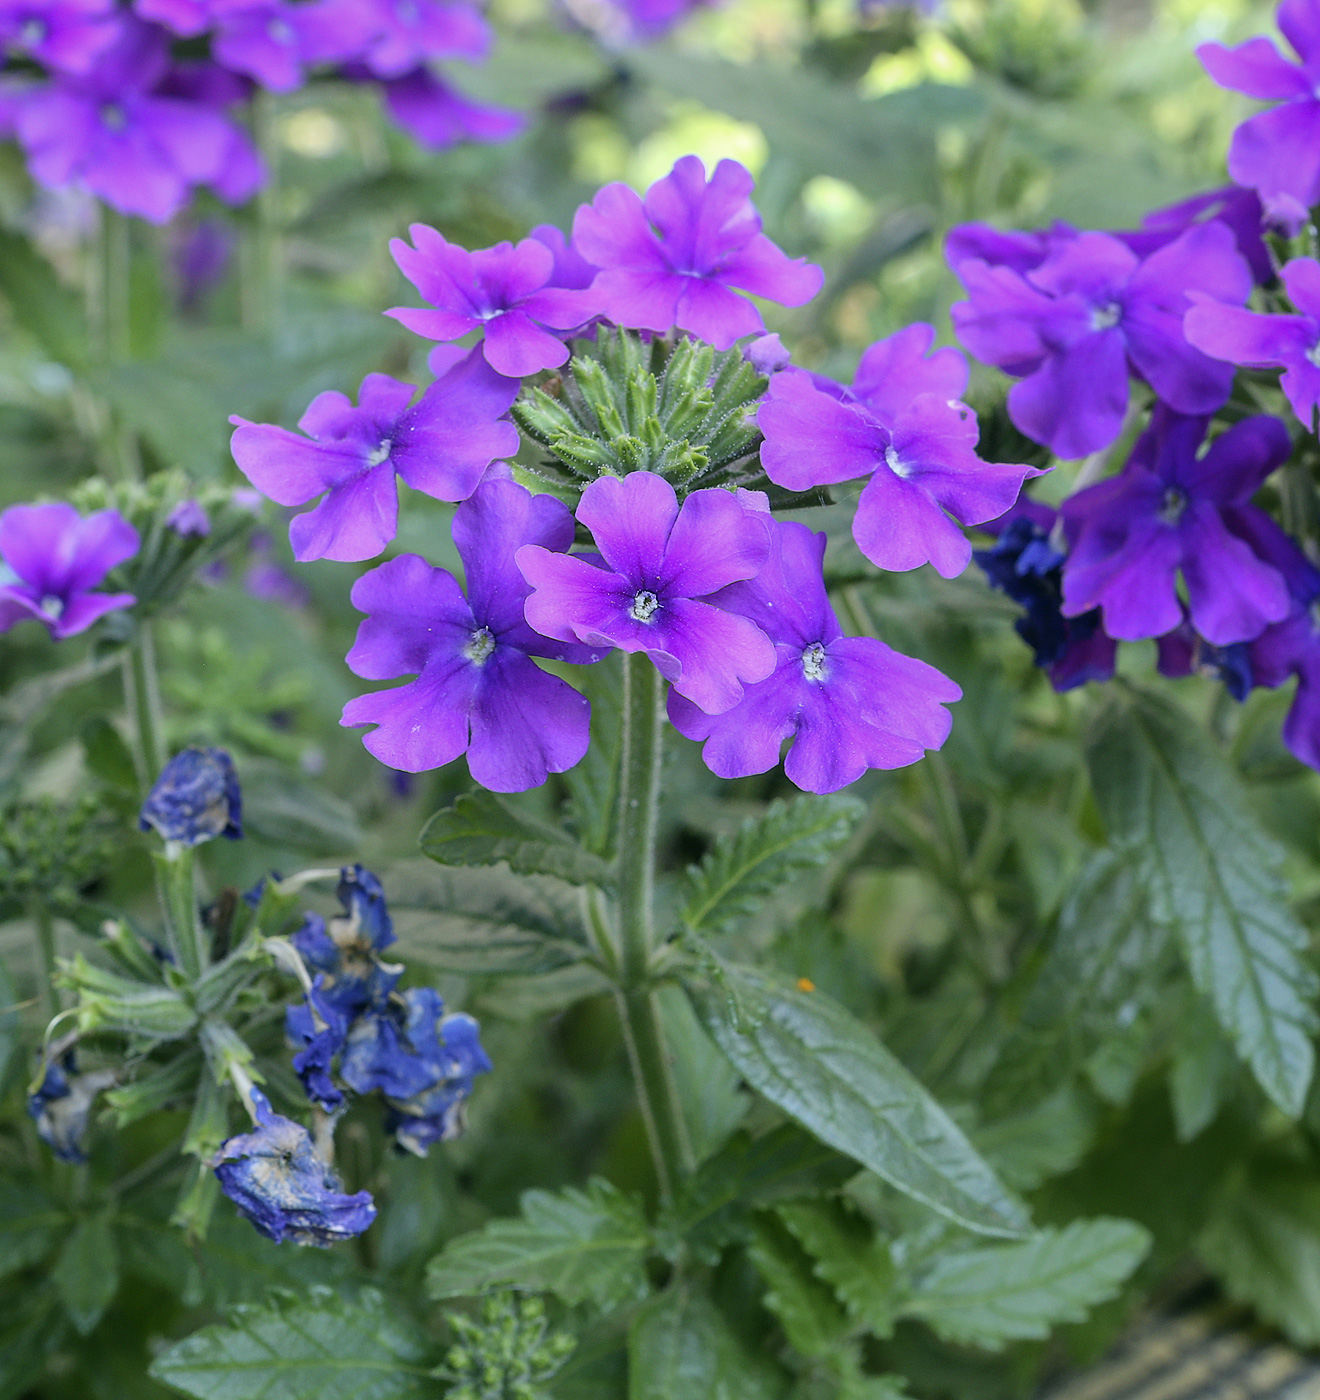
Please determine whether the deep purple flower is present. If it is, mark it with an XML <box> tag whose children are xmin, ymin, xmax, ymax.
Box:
<box><xmin>944</xmin><ymin>220</ymin><xmax>1077</xmax><ymax>277</ymax></box>
<box><xmin>570</xmin><ymin>156</ymin><xmax>823</xmax><ymax>350</ymax></box>
<box><xmin>0</xmin><ymin>0</ymin><xmax>117</xmax><ymax>72</ymax></box>
<box><xmin>289</xmin><ymin>867</ymin><xmax>401</xmax><ymax>1026</ymax></box>
<box><xmin>951</xmin><ymin>224</ymin><xmax>1252</xmax><ymax>458</ymax></box>
<box><xmin>1061</xmin><ymin>407</ymin><xmax>1293</xmax><ymax>645</ymax></box>
<box><xmin>0</xmin><ymin>502</ymin><xmax>137</xmax><ymax>639</ymax></box>
<box><xmin>759</xmin><ymin>325</ymin><xmax>1042</xmax><ymax>578</ymax></box>
<box><xmin>229</xmin><ymin>353</ymin><xmax>519</xmax><ymax>563</ymax></box>
<box><xmin>133</xmin><ymin>0</ymin><xmax>210</xmax><ymax>34</ymax></box>
<box><xmin>744</xmin><ymin>331</ymin><xmax>791</xmax><ymax>375</ymax></box>
<box><xmin>138</xmin><ymin>746</ymin><xmax>243</xmax><ymax>845</ymax></box>
<box><xmin>359</xmin><ymin>0</ymin><xmax>488</xmax><ymax>77</ymax></box>
<box><xmin>531</xmin><ymin>222</ymin><xmax>599</xmax><ymax>291</ymax></box>
<box><xmin>340</xmin><ymin>986</ymin><xmax>445</xmax><ymax>1098</ymax></box>
<box><xmin>517</xmin><ymin>472</ymin><xmax>775</xmax><ymax>716</ymax></box>
<box><xmin>1198</xmin><ymin>0</ymin><xmax>1320</xmax><ymax>228</ymax></box>
<box><xmin>669</xmin><ymin>519</ymin><xmax>960</xmax><ymax>793</ymax></box>
<box><xmin>1185</xmin><ymin>256</ymin><xmax>1320</xmax><ymax>431</ymax></box>
<box><xmin>388</xmin><ymin>226</ymin><xmax>590</xmax><ymax>377</ymax></box>
<box><xmin>370</xmin><ymin>66</ymin><xmax>524</xmax><ymax>150</ymax></box>
<box><xmin>209</xmin><ymin>0</ymin><xmax>373</xmax><ymax>91</ymax></box>
<box><xmin>1116</xmin><ymin>186</ymin><xmax>1274</xmax><ymax>287</ymax></box>
<box><xmin>212</xmin><ymin>1088</ymin><xmax>376</xmax><ymax>1245</ymax></box>
<box><xmin>342</xmin><ymin>478</ymin><xmax>601</xmax><ymax>789</ymax></box>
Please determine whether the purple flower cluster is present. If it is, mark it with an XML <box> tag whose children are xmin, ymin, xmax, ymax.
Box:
<box><xmin>0</xmin><ymin>0</ymin><xmax>521</xmax><ymax>222</ymax></box>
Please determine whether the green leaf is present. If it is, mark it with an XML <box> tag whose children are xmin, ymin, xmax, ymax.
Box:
<box><xmin>80</xmin><ymin>715</ymin><xmax>140</xmax><ymax>796</ymax></box>
<box><xmin>628</xmin><ymin>1283</ymin><xmax>782</xmax><ymax>1400</ymax></box>
<box><xmin>564</xmin><ymin>653</ymin><xmax>623</xmax><ymax>857</ymax></box>
<box><xmin>0</xmin><ymin>1186</ymin><xmax>66</xmax><ymax>1279</ymax></box>
<box><xmin>680</xmin><ymin>796</ymin><xmax>864</xmax><ymax>935</ymax></box>
<box><xmin>1169</xmin><ymin>991</ymin><xmax>1238</xmax><ymax>1143</ymax></box>
<box><xmin>425</xmin><ymin>1178</ymin><xmax>651</xmax><ymax>1309</ymax></box>
<box><xmin>240</xmin><ymin>767</ymin><xmax>363</xmax><ymax>854</ymax></box>
<box><xmin>748</xmin><ymin>1212</ymin><xmax>851</xmax><ymax>1358</ymax></box>
<box><xmin>902</xmin><ymin>1219</ymin><xmax>1151</xmax><ymax>1349</ymax></box>
<box><xmin>1086</xmin><ymin>688</ymin><xmax>1319</xmax><ymax>1115</ymax></box>
<box><xmin>0</xmin><ymin>227</ymin><xmax>88</xmax><ymax>368</ymax></box>
<box><xmin>689</xmin><ymin>965</ymin><xmax>1029</xmax><ymax>1238</ymax></box>
<box><xmin>149</xmin><ymin>1286</ymin><xmax>432</xmax><ymax>1400</ymax></box>
<box><xmin>387</xmin><ymin>860</ymin><xmax>590</xmax><ymax>976</ymax></box>
<box><xmin>656</xmin><ymin>985</ymin><xmax>747</xmax><ymax>1164</ymax></box>
<box><xmin>53</xmin><ymin>1212</ymin><xmax>119</xmax><ymax>1335</ymax></box>
<box><xmin>420</xmin><ymin>790</ymin><xmax>613</xmax><ymax>886</ymax></box>
<box><xmin>972</xmin><ymin>1086</ymin><xmax>1097</xmax><ymax>1193</ymax></box>
<box><xmin>776</xmin><ymin>1199</ymin><xmax>898</xmax><ymax>1337</ymax></box>
<box><xmin>0</xmin><ymin>955</ymin><xmax>19</xmax><ymax>1095</ymax></box>
<box><xmin>0</xmin><ymin>1294</ymin><xmax>62</xmax><ymax>1400</ymax></box>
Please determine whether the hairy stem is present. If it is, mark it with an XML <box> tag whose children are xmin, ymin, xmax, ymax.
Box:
<box><xmin>122</xmin><ymin>619</ymin><xmax>167</xmax><ymax>792</ymax></box>
<box><xmin>612</xmin><ymin>652</ymin><xmax>691</xmax><ymax>1202</ymax></box>
<box><xmin>242</xmin><ymin>91</ymin><xmax>282</xmax><ymax>336</ymax></box>
<box><xmin>31</xmin><ymin>898</ymin><xmax>58</xmax><ymax>1023</ymax></box>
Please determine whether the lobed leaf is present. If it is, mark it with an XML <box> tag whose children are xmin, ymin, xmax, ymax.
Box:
<box><xmin>627</xmin><ymin>1283</ymin><xmax>782</xmax><ymax>1399</ymax></box>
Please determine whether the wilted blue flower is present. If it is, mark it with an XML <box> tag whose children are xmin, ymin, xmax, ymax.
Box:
<box><xmin>381</xmin><ymin>995</ymin><xmax>492</xmax><ymax>1156</ymax></box>
<box><xmin>138</xmin><ymin>746</ymin><xmax>242</xmax><ymax>846</ymax></box>
<box><xmin>337</xmin><ymin>864</ymin><xmax>394</xmax><ymax>952</ymax></box>
<box><xmin>285</xmin><ymin>980</ymin><xmax>350</xmax><ymax>1111</ymax></box>
<box><xmin>28</xmin><ymin>1056</ymin><xmax>117</xmax><ymax>1164</ymax></box>
<box><xmin>212</xmin><ymin>1088</ymin><xmax>376</xmax><ymax>1246</ymax></box>
<box><xmin>339</xmin><ymin>985</ymin><xmax>449</xmax><ymax>1100</ymax></box>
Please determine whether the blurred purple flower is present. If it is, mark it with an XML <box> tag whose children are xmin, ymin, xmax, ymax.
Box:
<box><xmin>359</xmin><ymin>0</ymin><xmax>488</xmax><ymax>76</ymax></box>
<box><xmin>209</xmin><ymin>0</ymin><xmax>373</xmax><ymax>91</ymax></box>
<box><xmin>0</xmin><ymin>0</ymin><xmax>117</xmax><ymax>72</ymax></box>
<box><xmin>133</xmin><ymin>0</ymin><xmax>210</xmax><ymax>34</ymax></box>
<box><xmin>368</xmin><ymin>66</ymin><xmax>524</xmax><ymax>149</ymax></box>
<box><xmin>244</xmin><ymin>532</ymin><xmax>309</xmax><ymax>608</ymax></box>
<box><xmin>172</xmin><ymin>217</ymin><xmax>233</xmax><ymax>313</ymax></box>
<box><xmin>167</xmin><ymin>498</ymin><xmax>211</xmax><ymax>536</ymax></box>
<box><xmin>342</xmin><ymin>478</ymin><xmax>603</xmax><ymax>789</ymax></box>
<box><xmin>570</xmin><ymin>156</ymin><xmax>823</xmax><ymax>350</ymax></box>
<box><xmin>0</xmin><ymin>502</ymin><xmax>137</xmax><ymax>639</ymax></box>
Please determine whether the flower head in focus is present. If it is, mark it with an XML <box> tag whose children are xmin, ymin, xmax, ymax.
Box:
<box><xmin>138</xmin><ymin>745</ymin><xmax>243</xmax><ymax>845</ymax></box>
<box><xmin>0</xmin><ymin>501</ymin><xmax>138</xmax><ymax>639</ymax></box>
<box><xmin>28</xmin><ymin>1057</ymin><xmax>117</xmax><ymax>1164</ymax></box>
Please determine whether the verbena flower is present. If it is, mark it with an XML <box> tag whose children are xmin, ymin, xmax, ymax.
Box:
<box><xmin>212</xmin><ymin>1087</ymin><xmax>376</xmax><ymax>1245</ymax></box>
<box><xmin>0</xmin><ymin>0</ymin><xmax>118</xmax><ymax>72</ymax></box>
<box><xmin>1198</xmin><ymin>0</ymin><xmax>1320</xmax><ymax>227</ymax></box>
<box><xmin>229</xmin><ymin>354</ymin><xmax>519</xmax><ymax>562</ymax></box>
<box><xmin>286</xmin><ymin>982</ymin><xmax>349</xmax><ymax>1111</ymax></box>
<box><xmin>569</xmin><ymin>155</ymin><xmax>823</xmax><ymax>350</ymax></box>
<box><xmin>134</xmin><ymin>0</ymin><xmax>211</xmax><ymax>36</ymax></box>
<box><xmin>385</xmin><ymin>1000</ymin><xmax>491</xmax><ymax>1155</ymax></box>
<box><xmin>951</xmin><ymin>224</ymin><xmax>1253</xmax><ymax>457</ymax></box>
<box><xmin>28</xmin><ymin>1057</ymin><xmax>117</xmax><ymax>1164</ymax></box>
<box><xmin>166</xmin><ymin>498</ymin><xmax>211</xmax><ymax>536</ymax></box>
<box><xmin>0</xmin><ymin>501</ymin><xmax>138</xmax><ymax>639</ymax></box>
<box><xmin>208</xmin><ymin>0</ymin><xmax>371</xmax><ymax>92</ymax></box>
<box><xmin>367</xmin><ymin>66</ymin><xmax>524</xmax><ymax>150</ymax></box>
<box><xmin>138</xmin><ymin>745</ymin><xmax>243</xmax><ymax>845</ymax></box>
<box><xmin>517</xmin><ymin>471</ymin><xmax>775</xmax><ymax>716</ymax></box>
<box><xmin>1060</xmin><ymin>406</ymin><xmax>1293</xmax><ymax>644</ymax></box>
<box><xmin>669</xmin><ymin>519</ymin><xmax>961</xmax><ymax>793</ymax></box>
<box><xmin>342</xmin><ymin>477</ymin><xmax>603</xmax><ymax>789</ymax></box>
<box><xmin>1116</xmin><ymin>186</ymin><xmax>1274</xmax><ymax>286</ymax></box>
<box><xmin>1184</xmin><ymin>256</ymin><xmax>1320</xmax><ymax>430</ymax></box>
<box><xmin>358</xmin><ymin>0</ymin><xmax>488</xmax><ymax>77</ymax></box>
<box><xmin>758</xmin><ymin>325</ymin><xmax>1042</xmax><ymax>578</ymax></box>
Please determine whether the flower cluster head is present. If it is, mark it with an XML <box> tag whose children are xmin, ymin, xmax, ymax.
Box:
<box><xmin>138</xmin><ymin>745</ymin><xmax>243</xmax><ymax>846</ymax></box>
<box><xmin>0</xmin><ymin>0</ymin><xmax>522</xmax><ymax>222</ymax></box>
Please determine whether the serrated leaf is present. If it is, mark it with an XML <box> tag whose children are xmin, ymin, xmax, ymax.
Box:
<box><xmin>149</xmin><ymin>1286</ymin><xmax>431</xmax><ymax>1400</ymax></box>
<box><xmin>972</xmin><ymin>1085</ymin><xmax>1097</xmax><ymax>1193</ymax></box>
<box><xmin>425</xmin><ymin>1178</ymin><xmax>650</xmax><ymax>1309</ymax></box>
<box><xmin>903</xmin><ymin>1219</ymin><xmax>1151</xmax><ymax>1349</ymax></box>
<box><xmin>689</xmin><ymin>965</ymin><xmax>1029</xmax><ymax>1238</ymax></box>
<box><xmin>776</xmin><ymin>1199</ymin><xmax>898</xmax><ymax>1337</ymax></box>
<box><xmin>628</xmin><ymin>1282</ymin><xmax>782</xmax><ymax>1399</ymax></box>
<box><xmin>388</xmin><ymin>860</ymin><xmax>590</xmax><ymax>976</ymax></box>
<box><xmin>420</xmin><ymin>790</ymin><xmax>614</xmax><ymax>887</ymax></box>
<box><xmin>564</xmin><ymin>653</ymin><xmax>623</xmax><ymax>857</ymax></box>
<box><xmin>53</xmin><ymin>1212</ymin><xmax>119</xmax><ymax>1335</ymax></box>
<box><xmin>680</xmin><ymin>796</ymin><xmax>863</xmax><ymax>935</ymax></box>
<box><xmin>1169</xmin><ymin>991</ymin><xmax>1238</xmax><ymax>1143</ymax></box>
<box><xmin>749</xmin><ymin>1212</ymin><xmax>851</xmax><ymax>1357</ymax></box>
<box><xmin>0</xmin><ymin>1186</ymin><xmax>65</xmax><ymax>1279</ymax></box>
<box><xmin>1086</xmin><ymin>688</ymin><xmax>1319</xmax><ymax>1115</ymax></box>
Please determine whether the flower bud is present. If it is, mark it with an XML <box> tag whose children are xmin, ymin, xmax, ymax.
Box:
<box><xmin>139</xmin><ymin>746</ymin><xmax>242</xmax><ymax>847</ymax></box>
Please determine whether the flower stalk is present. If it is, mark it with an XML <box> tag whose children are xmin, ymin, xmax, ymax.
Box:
<box><xmin>123</xmin><ymin>619</ymin><xmax>167</xmax><ymax>792</ymax></box>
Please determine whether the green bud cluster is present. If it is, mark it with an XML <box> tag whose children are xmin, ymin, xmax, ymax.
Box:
<box><xmin>436</xmin><ymin>1291</ymin><xmax>576</xmax><ymax>1400</ymax></box>
<box><xmin>512</xmin><ymin>328</ymin><xmax>768</xmax><ymax>492</ymax></box>
<box><xmin>0</xmin><ymin>795</ymin><xmax>115</xmax><ymax>913</ymax></box>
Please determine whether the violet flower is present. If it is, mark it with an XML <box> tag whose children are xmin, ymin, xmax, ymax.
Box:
<box><xmin>342</xmin><ymin>478</ymin><xmax>603</xmax><ymax>790</ymax></box>
<box><xmin>0</xmin><ymin>501</ymin><xmax>137</xmax><ymax>639</ymax></box>
<box><xmin>1116</xmin><ymin>186</ymin><xmax>1274</xmax><ymax>287</ymax></box>
<box><xmin>229</xmin><ymin>351</ymin><xmax>520</xmax><ymax>562</ymax></box>
<box><xmin>570</xmin><ymin>156</ymin><xmax>823</xmax><ymax>350</ymax></box>
<box><xmin>531</xmin><ymin>222</ymin><xmax>599</xmax><ymax>291</ymax></box>
<box><xmin>1061</xmin><ymin>406</ymin><xmax>1293</xmax><ymax>645</ymax></box>
<box><xmin>385</xmin><ymin>999</ymin><xmax>491</xmax><ymax>1155</ymax></box>
<box><xmin>1185</xmin><ymin>256</ymin><xmax>1320</xmax><ymax>431</ymax></box>
<box><xmin>0</xmin><ymin>0</ymin><xmax>117</xmax><ymax>72</ymax></box>
<box><xmin>369</xmin><ymin>66</ymin><xmax>524</xmax><ymax>150</ymax></box>
<box><xmin>166</xmin><ymin>498</ymin><xmax>211</xmax><ymax>536</ymax></box>
<box><xmin>1198</xmin><ymin>0</ymin><xmax>1320</xmax><ymax>228</ymax></box>
<box><xmin>359</xmin><ymin>0</ymin><xmax>488</xmax><ymax>77</ymax></box>
<box><xmin>388</xmin><ymin>226</ymin><xmax>590</xmax><ymax>377</ymax></box>
<box><xmin>951</xmin><ymin>224</ymin><xmax>1252</xmax><ymax>458</ymax></box>
<box><xmin>286</xmin><ymin>981</ymin><xmax>349</xmax><ymax>1111</ymax></box>
<box><xmin>517</xmin><ymin>471</ymin><xmax>775</xmax><ymax>716</ymax></box>
<box><xmin>758</xmin><ymin>325</ymin><xmax>1042</xmax><ymax>579</ymax></box>
<box><xmin>133</xmin><ymin>0</ymin><xmax>211</xmax><ymax>35</ymax></box>
<box><xmin>669</xmin><ymin>519</ymin><xmax>961</xmax><ymax>793</ymax></box>
<box><xmin>209</xmin><ymin>0</ymin><xmax>373</xmax><ymax>91</ymax></box>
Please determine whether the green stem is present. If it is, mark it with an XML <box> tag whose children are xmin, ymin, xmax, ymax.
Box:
<box><xmin>242</xmin><ymin>92</ymin><xmax>282</xmax><ymax>337</ymax></box>
<box><xmin>123</xmin><ymin>619</ymin><xmax>167</xmax><ymax>792</ymax></box>
<box><xmin>93</xmin><ymin>207</ymin><xmax>140</xmax><ymax>479</ymax></box>
<box><xmin>613</xmin><ymin>653</ymin><xmax>691</xmax><ymax>1202</ymax></box>
<box><xmin>31</xmin><ymin>899</ymin><xmax>58</xmax><ymax>1022</ymax></box>
<box><xmin>154</xmin><ymin>846</ymin><xmax>207</xmax><ymax>980</ymax></box>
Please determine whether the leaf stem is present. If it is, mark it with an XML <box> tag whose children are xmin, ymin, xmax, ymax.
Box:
<box><xmin>613</xmin><ymin>652</ymin><xmax>692</xmax><ymax>1202</ymax></box>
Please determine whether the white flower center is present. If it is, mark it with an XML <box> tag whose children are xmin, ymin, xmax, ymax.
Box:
<box><xmin>39</xmin><ymin>595</ymin><xmax>64</xmax><ymax>620</ymax></box>
<box><xmin>884</xmin><ymin>445</ymin><xmax>910</xmax><ymax>479</ymax></box>
<box><xmin>801</xmin><ymin>642</ymin><xmax>829</xmax><ymax>682</ymax></box>
<box><xmin>629</xmin><ymin>590</ymin><xmax>660</xmax><ymax>623</ymax></box>
<box><xmin>19</xmin><ymin>18</ymin><xmax>44</xmax><ymax>45</ymax></box>
<box><xmin>1160</xmin><ymin>486</ymin><xmax>1187</xmax><ymax>525</ymax></box>
<box><xmin>366</xmin><ymin>438</ymin><xmax>393</xmax><ymax>467</ymax></box>
<box><xmin>462</xmin><ymin>626</ymin><xmax>495</xmax><ymax>664</ymax></box>
<box><xmin>1090</xmin><ymin>301</ymin><xmax>1122</xmax><ymax>331</ymax></box>
<box><xmin>1307</xmin><ymin>340</ymin><xmax>1320</xmax><ymax>369</ymax></box>
<box><xmin>267</xmin><ymin>17</ymin><xmax>294</xmax><ymax>41</ymax></box>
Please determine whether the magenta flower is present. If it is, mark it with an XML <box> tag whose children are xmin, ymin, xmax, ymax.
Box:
<box><xmin>1185</xmin><ymin>256</ymin><xmax>1320</xmax><ymax>431</ymax></box>
<box><xmin>530</xmin><ymin>223</ymin><xmax>599</xmax><ymax>291</ymax></box>
<box><xmin>945</xmin><ymin>220</ymin><xmax>1076</xmax><ymax>277</ymax></box>
<box><xmin>209</xmin><ymin>0</ymin><xmax>372</xmax><ymax>91</ymax></box>
<box><xmin>370</xmin><ymin>67</ymin><xmax>524</xmax><ymax>150</ymax></box>
<box><xmin>229</xmin><ymin>350</ymin><xmax>519</xmax><ymax>563</ymax></box>
<box><xmin>1116</xmin><ymin>186</ymin><xmax>1274</xmax><ymax>286</ymax></box>
<box><xmin>389</xmin><ymin>225</ymin><xmax>590</xmax><ymax>377</ymax></box>
<box><xmin>359</xmin><ymin>0</ymin><xmax>488</xmax><ymax>77</ymax></box>
<box><xmin>1198</xmin><ymin>0</ymin><xmax>1320</xmax><ymax>227</ymax></box>
<box><xmin>0</xmin><ymin>502</ymin><xmax>138</xmax><ymax>640</ymax></box>
<box><xmin>951</xmin><ymin>224</ymin><xmax>1252</xmax><ymax>458</ymax></box>
<box><xmin>0</xmin><ymin>0</ymin><xmax>117</xmax><ymax>72</ymax></box>
<box><xmin>669</xmin><ymin>519</ymin><xmax>961</xmax><ymax>793</ymax></box>
<box><xmin>341</xmin><ymin>478</ymin><xmax>603</xmax><ymax>790</ymax></box>
<box><xmin>133</xmin><ymin>0</ymin><xmax>210</xmax><ymax>34</ymax></box>
<box><xmin>1061</xmin><ymin>406</ymin><xmax>1293</xmax><ymax>645</ymax></box>
<box><xmin>570</xmin><ymin>156</ymin><xmax>823</xmax><ymax>351</ymax></box>
<box><xmin>517</xmin><ymin>472</ymin><xmax>775</xmax><ymax>716</ymax></box>
<box><xmin>758</xmin><ymin>324</ymin><xmax>1042</xmax><ymax>579</ymax></box>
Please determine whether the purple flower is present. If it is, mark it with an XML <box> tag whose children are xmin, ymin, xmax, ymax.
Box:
<box><xmin>1185</xmin><ymin>256</ymin><xmax>1320</xmax><ymax>431</ymax></box>
<box><xmin>951</xmin><ymin>224</ymin><xmax>1252</xmax><ymax>458</ymax></box>
<box><xmin>570</xmin><ymin>156</ymin><xmax>823</xmax><ymax>351</ymax></box>
<box><xmin>340</xmin><ymin>986</ymin><xmax>448</xmax><ymax>1098</ymax></box>
<box><xmin>531</xmin><ymin>222</ymin><xmax>599</xmax><ymax>291</ymax></box>
<box><xmin>0</xmin><ymin>0</ymin><xmax>117</xmax><ymax>72</ymax></box>
<box><xmin>0</xmin><ymin>502</ymin><xmax>137</xmax><ymax>639</ymax></box>
<box><xmin>1061</xmin><ymin>406</ymin><xmax>1293</xmax><ymax>645</ymax></box>
<box><xmin>388</xmin><ymin>225</ymin><xmax>590</xmax><ymax>377</ymax></box>
<box><xmin>359</xmin><ymin>0</ymin><xmax>488</xmax><ymax>77</ymax></box>
<box><xmin>1116</xmin><ymin>186</ymin><xmax>1274</xmax><ymax>287</ymax></box>
<box><xmin>517</xmin><ymin>472</ymin><xmax>775</xmax><ymax>716</ymax></box>
<box><xmin>369</xmin><ymin>66</ymin><xmax>524</xmax><ymax>150</ymax></box>
<box><xmin>758</xmin><ymin>325</ymin><xmax>1042</xmax><ymax>579</ymax></box>
<box><xmin>669</xmin><ymin>519</ymin><xmax>960</xmax><ymax>793</ymax></box>
<box><xmin>341</xmin><ymin>478</ymin><xmax>602</xmax><ymax>790</ymax></box>
<box><xmin>167</xmin><ymin>498</ymin><xmax>211</xmax><ymax>536</ymax></box>
<box><xmin>604</xmin><ymin>0</ymin><xmax>712</xmax><ymax>40</ymax></box>
<box><xmin>229</xmin><ymin>352</ymin><xmax>519</xmax><ymax>562</ymax></box>
<box><xmin>209</xmin><ymin>0</ymin><xmax>373</xmax><ymax>91</ymax></box>
<box><xmin>212</xmin><ymin>1088</ymin><xmax>376</xmax><ymax>1245</ymax></box>
<box><xmin>945</xmin><ymin>220</ymin><xmax>1077</xmax><ymax>277</ymax></box>
<box><xmin>138</xmin><ymin>746</ymin><xmax>243</xmax><ymax>845</ymax></box>
<box><xmin>133</xmin><ymin>0</ymin><xmax>211</xmax><ymax>34</ymax></box>
<box><xmin>1198</xmin><ymin>0</ymin><xmax>1320</xmax><ymax>228</ymax></box>
<box><xmin>173</xmin><ymin>218</ymin><xmax>233</xmax><ymax>313</ymax></box>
